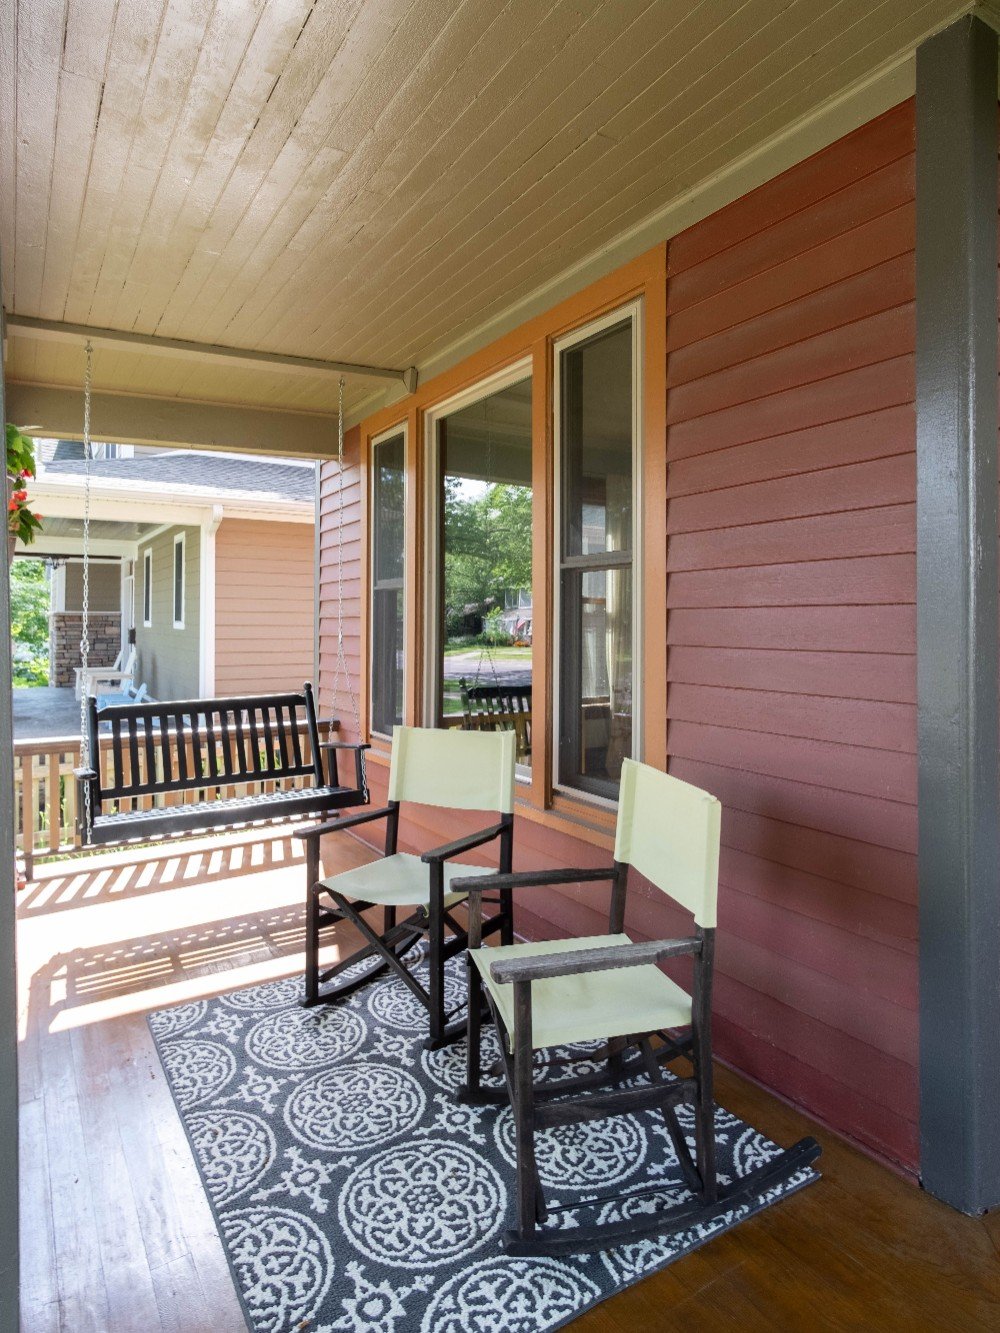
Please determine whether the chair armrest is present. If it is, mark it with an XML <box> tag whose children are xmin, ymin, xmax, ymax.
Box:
<box><xmin>450</xmin><ymin>865</ymin><xmax>618</xmax><ymax>895</ymax></box>
<box><xmin>489</xmin><ymin>936</ymin><xmax>701</xmax><ymax>985</ymax></box>
<box><xmin>293</xmin><ymin>805</ymin><xmax>394</xmax><ymax>840</ymax></box>
<box><xmin>420</xmin><ymin>822</ymin><xmax>508</xmax><ymax>864</ymax></box>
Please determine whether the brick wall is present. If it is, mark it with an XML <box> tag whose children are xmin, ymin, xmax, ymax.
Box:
<box><xmin>50</xmin><ymin>612</ymin><xmax>121</xmax><ymax>687</ymax></box>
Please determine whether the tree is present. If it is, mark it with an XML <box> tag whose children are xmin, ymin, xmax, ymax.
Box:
<box><xmin>10</xmin><ymin>559</ymin><xmax>50</xmax><ymax>686</ymax></box>
<box><xmin>443</xmin><ymin>480</ymin><xmax>532</xmax><ymax>632</ymax></box>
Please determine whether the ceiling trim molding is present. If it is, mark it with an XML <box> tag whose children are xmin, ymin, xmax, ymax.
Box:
<box><xmin>5</xmin><ymin>382</ymin><xmax>342</xmax><ymax>457</ymax></box>
<box><xmin>3</xmin><ymin>314</ymin><xmax>417</xmax><ymax>391</ymax></box>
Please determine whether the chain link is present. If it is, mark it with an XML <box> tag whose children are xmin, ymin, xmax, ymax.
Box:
<box><xmin>79</xmin><ymin>341</ymin><xmax>94</xmax><ymax>828</ymax></box>
<box><xmin>328</xmin><ymin>376</ymin><xmax>367</xmax><ymax>799</ymax></box>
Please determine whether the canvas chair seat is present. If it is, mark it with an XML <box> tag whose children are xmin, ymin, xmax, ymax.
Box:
<box><xmin>472</xmin><ymin>934</ymin><xmax>691</xmax><ymax>1050</ymax></box>
<box><xmin>320</xmin><ymin>852</ymin><xmax>495</xmax><ymax>910</ymax></box>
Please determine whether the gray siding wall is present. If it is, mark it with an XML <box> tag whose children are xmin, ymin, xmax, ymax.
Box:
<box><xmin>63</xmin><ymin>561</ymin><xmax>120</xmax><ymax>612</ymax></box>
<box><xmin>135</xmin><ymin>525</ymin><xmax>200</xmax><ymax>699</ymax></box>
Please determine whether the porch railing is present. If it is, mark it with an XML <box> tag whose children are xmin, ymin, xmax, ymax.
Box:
<box><xmin>14</xmin><ymin>718</ymin><xmax>320</xmax><ymax>880</ymax></box>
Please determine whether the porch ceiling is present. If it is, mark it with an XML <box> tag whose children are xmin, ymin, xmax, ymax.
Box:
<box><xmin>0</xmin><ymin>0</ymin><xmax>988</xmax><ymax>439</ymax></box>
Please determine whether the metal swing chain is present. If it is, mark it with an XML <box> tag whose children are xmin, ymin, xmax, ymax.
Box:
<box><xmin>328</xmin><ymin>375</ymin><xmax>367</xmax><ymax>799</ymax></box>
<box><xmin>79</xmin><ymin>340</ymin><xmax>94</xmax><ymax>828</ymax></box>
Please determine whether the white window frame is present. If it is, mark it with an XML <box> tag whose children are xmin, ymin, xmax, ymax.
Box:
<box><xmin>551</xmin><ymin>299</ymin><xmax>644</xmax><ymax>807</ymax></box>
<box><xmin>142</xmin><ymin>548</ymin><xmax>153</xmax><ymax>627</ymax></box>
<box><xmin>369</xmin><ymin>422</ymin><xmax>407</xmax><ymax>741</ymax></box>
<box><xmin>422</xmin><ymin>356</ymin><xmax>533</xmax><ymax>738</ymax></box>
<box><xmin>172</xmin><ymin>533</ymin><xmax>186</xmax><ymax>630</ymax></box>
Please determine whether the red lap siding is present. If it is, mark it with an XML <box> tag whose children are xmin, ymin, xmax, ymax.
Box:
<box><xmin>665</xmin><ymin>101</ymin><xmax>918</xmax><ymax>1167</ymax></box>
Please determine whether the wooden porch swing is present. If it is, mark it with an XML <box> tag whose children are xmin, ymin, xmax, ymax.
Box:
<box><xmin>73</xmin><ymin>350</ymin><xmax>369</xmax><ymax>851</ymax></box>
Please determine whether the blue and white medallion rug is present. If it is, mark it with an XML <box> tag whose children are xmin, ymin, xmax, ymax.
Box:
<box><xmin>149</xmin><ymin>954</ymin><xmax>819</xmax><ymax>1332</ymax></box>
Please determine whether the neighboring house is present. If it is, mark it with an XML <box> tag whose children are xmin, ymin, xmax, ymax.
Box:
<box><xmin>20</xmin><ymin>450</ymin><xmax>317</xmax><ymax>700</ymax></box>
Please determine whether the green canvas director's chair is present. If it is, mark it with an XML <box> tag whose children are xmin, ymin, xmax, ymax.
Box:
<box><xmin>297</xmin><ymin>726</ymin><xmax>516</xmax><ymax>1048</ymax></box>
<box><xmin>455</xmin><ymin>759</ymin><xmax>820</xmax><ymax>1254</ymax></box>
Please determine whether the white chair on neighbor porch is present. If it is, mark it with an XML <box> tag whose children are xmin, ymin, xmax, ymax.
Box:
<box><xmin>75</xmin><ymin>644</ymin><xmax>136</xmax><ymax>700</ymax></box>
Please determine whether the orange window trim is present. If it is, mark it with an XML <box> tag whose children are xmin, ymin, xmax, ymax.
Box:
<box><xmin>355</xmin><ymin>243</ymin><xmax>669</xmax><ymax>832</ymax></box>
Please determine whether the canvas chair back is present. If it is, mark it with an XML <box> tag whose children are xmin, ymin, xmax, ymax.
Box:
<box><xmin>388</xmin><ymin>726</ymin><xmax>516</xmax><ymax>813</ymax></box>
<box><xmin>613</xmin><ymin>759</ymin><xmax>721</xmax><ymax>927</ymax></box>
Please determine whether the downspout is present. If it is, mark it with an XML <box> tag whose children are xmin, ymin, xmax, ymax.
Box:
<box><xmin>199</xmin><ymin>505</ymin><xmax>223</xmax><ymax>697</ymax></box>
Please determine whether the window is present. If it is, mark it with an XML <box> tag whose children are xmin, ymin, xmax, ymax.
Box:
<box><xmin>427</xmin><ymin>365</ymin><xmax>533</xmax><ymax>766</ymax></box>
<box><xmin>172</xmin><ymin>533</ymin><xmax>185</xmax><ymax>629</ymax></box>
<box><xmin>370</xmin><ymin>431</ymin><xmax>406</xmax><ymax>737</ymax></box>
<box><xmin>555</xmin><ymin>310</ymin><xmax>640</xmax><ymax>798</ymax></box>
<box><xmin>142</xmin><ymin>548</ymin><xmax>153</xmax><ymax>626</ymax></box>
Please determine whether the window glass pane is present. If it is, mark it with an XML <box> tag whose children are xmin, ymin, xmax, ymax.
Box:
<box><xmin>559</xmin><ymin>565</ymin><xmax>632</xmax><ymax>790</ymax></box>
<box><xmin>374</xmin><ymin>435</ymin><xmax>404</xmax><ymax>582</ymax></box>
<box><xmin>371</xmin><ymin>434</ymin><xmax>405</xmax><ymax>736</ymax></box>
<box><xmin>438</xmin><ymin>376</ymin><xmax>533</xmax><ymax>767</ymax></box>
<box><xmin>173</xmin><ymin>541</ymin><xmax>183</xmax><ymax>623</ymax></box>
<box><xmin>560</xmin><ymin>319</ymin><xmax>633</xmax><ymax>559</ymax></box>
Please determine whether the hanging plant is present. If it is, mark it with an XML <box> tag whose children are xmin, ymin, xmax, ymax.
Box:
<box><xmin>7</xmin><ymin>423</ymin><xmax>42</xmax><ymax>549</ymax></box>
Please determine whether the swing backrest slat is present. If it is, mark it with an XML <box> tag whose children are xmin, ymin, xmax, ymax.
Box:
<box><xmin>89</xmin><ymin>689</ymin><xmax>323</xmax><ymax>802</ymax></box>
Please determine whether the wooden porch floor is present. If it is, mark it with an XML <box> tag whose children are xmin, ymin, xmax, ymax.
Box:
<box><xmin>17</xmin><ymin>832</ymin><xmax>1000</xmax><ymax>1332</ymax></box>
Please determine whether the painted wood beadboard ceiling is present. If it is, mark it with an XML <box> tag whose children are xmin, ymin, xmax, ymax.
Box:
<box><xmin>0</xmin><ymin>0</ymin><xmax>981</xmax><ymax>425</ymax></box>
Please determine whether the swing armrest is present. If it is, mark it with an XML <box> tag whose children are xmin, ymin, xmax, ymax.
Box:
<box><xmin>73</xmin><ymin>766</ymin><xmax>99</xmax><ymax>783</ymax></box>
<box><xmin>489</xmin><ymin>936</ymin><xmax>702</xmax><ymax>985</ymax></box>
<box><xmin>294</xmin><ymin>805</ymin><xmax>394</xmax><ymax>841</ymax></box>
<box><xmin>421</xmin><ymin>822</ymin><xmax>509</xmax><ymax>864</ymax></box>
<box><xmin>451</xmin><ymin>865</ymin><xmax>618</xmax><ymax>894</ymax></box>
<box><xmin>319</xmin><ymin>741</ymin><xmax>370</xmax><ymax>751</ymax></box>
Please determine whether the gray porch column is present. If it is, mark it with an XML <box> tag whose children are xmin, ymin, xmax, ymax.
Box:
<box><xmin>916</xmin><ymin>14</ymin><xmax>1000</xmax><ymax>1215</ymax></box>
<box><xmin>0</xmin><ymin>316</ymin><xmax>21</xmax><ymax>1320</ymax></box>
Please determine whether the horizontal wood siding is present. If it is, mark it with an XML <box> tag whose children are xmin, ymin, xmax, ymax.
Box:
<box><xmin>213</xmin><ymin>518</ymin><xmax>315</xmax><ymax>696</ymax></box>
<box><xmin>663</xmin><ymin>101</ymin><xmax>918</xmax><ymax>1168</ymax></box>
<box><xmin>318</xmin><ymin>427</ymin><xmax>363</xmax><ymax>740</ymax></box>
<box><xmin>318</xmin><ymin>104</ymin><xmax>921</xmax><ymax>1172</ymax></box>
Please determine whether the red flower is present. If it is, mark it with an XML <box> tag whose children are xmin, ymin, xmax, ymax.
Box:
<box><xmin>12</xmin><ymin>490</ymin><xmax>27</xmax><ymax>502</ymax></box>
<box><xmin>20</xmin><ymin>468</ymin><xmax>32</xmax><ymax>479</ymax></box>
<box><xmin>7</xmin><ymin>499</ymin><xmax>17</xmax><ymax>512</ymax></box>
<box><xmin>33</xmin><ymin>513</ymin><xmax>41</xmax><ymax>520</ymax></box>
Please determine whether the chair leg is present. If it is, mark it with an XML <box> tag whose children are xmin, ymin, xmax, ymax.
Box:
<box><xmin>509</xmin><ymin>984</ymin><xmax>538</xmax><ymax>1245</ymax></box>
<box><xmin>464</xmin><ymin>955</ymin><xmax>482</xmax><ymax>1099</ymax></box>
<box><xmin>693</xmin><ymin>1022</ymin><xmax>717</xmax><ymax>1203</ymax></box>
<box><xmin>425</xmin><ymin>866</ymin><xmax>446</xmax><ymax>1049</ymax></box>
<box><xmin>304</xmin><ymin>884</ymin><xmax>321</xmax><ymax>1006</ymax></box>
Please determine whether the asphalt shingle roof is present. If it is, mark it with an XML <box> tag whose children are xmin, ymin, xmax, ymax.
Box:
<box><xmin>44</xmin><ymin>451</ymin><xmax>315</xmax><ymax>502</ymax></box>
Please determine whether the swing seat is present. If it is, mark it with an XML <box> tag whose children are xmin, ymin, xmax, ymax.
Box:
<box><xmin>75</xmin><ymin>682</ymin><xmax>367</xmax><ymax>849</ymax></box>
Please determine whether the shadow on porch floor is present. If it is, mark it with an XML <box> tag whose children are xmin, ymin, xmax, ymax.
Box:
<box><xmin>17</xmin><ymin>832</ymin><xmax>1000</xmax><ymax>1331</ymax></box>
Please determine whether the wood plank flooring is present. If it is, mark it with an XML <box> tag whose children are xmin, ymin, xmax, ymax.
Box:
<box><xmin>17</xmin><ymin>831</ymin><xmax>1000</xmax><ymax>1331</ymax></box>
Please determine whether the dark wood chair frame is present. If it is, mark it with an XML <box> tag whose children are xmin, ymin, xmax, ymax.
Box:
<box><xmin>75</xmin><ymin>681</ymin><xmax>368</xmax><ymax>848</ymax></box>
<box><xmin>455</xmin><ymin>863</ymin><xmax>821</xmax><ymax>1254</ymax></box>
<box><xmin>296</xmin><ymin>803</ymin><xmax>515</xmax><ymax>1049</ymax></box>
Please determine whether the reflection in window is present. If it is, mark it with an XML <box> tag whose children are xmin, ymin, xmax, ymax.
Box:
<box><xmin>371</xmin><ymin>434</ymin><xmax>405</xmax><ymax>736</ymax></box>
<box><xmin>558</xmin><ymin>317</ymin><xmax>635</xmax><ymax>796</ymax></box>
<box><xmin>437</xmin><ymin>376</ymin><xmax>533</xmax><ymax>766</ymax></box>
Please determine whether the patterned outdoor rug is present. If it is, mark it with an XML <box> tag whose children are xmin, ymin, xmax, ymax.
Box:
<box><xmin>149</xmin><ymin>952</ymin><xmax>819</xmax><ymax>1332</ymax></box>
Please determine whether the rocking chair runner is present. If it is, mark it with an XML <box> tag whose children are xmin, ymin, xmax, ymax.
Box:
<box><xmin>455</xmin><ymin>759</ymin><xmax>821</xmax><ymax>1254</ymax></box>
<box><xmin>297</xmin><ymin>726</ymin><xmax>516</xmax><ymax>1047</ymax></box>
